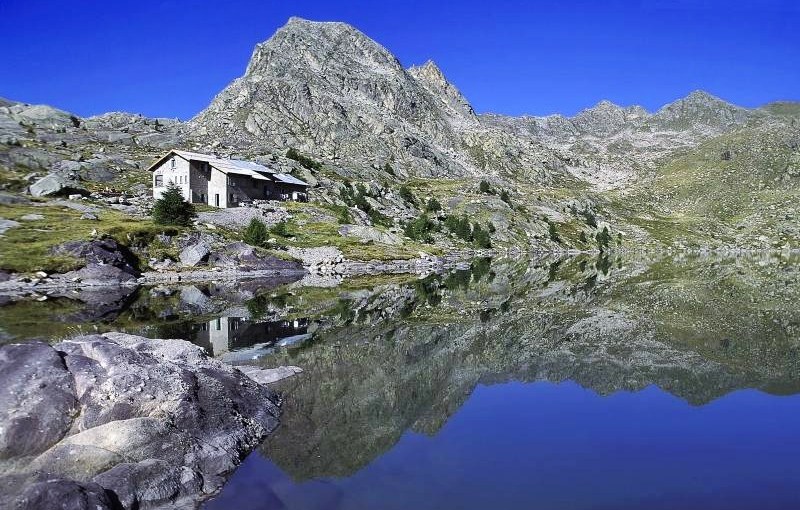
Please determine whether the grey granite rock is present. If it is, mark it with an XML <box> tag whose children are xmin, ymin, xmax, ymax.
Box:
<box><xmin>179</xmin><ymin>241</ymin><xmax>210</xmax><ymax>267</ymax></box>
<box><xmin>0</xmin><ymin>333</ymin><xmax>283</xmax><ymax>510</ymax></box>
<box><xmin>29</xmin><ymin>173</ymin><xmax>85</xmax><ymax>197</ymax></box>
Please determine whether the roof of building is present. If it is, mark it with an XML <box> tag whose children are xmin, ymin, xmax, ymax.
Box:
<box><xmin>148</xmin><ymin>149</ymin><xmax>309</xmax><ymax>186</ymax></box>
<box><xmin>273</xmin><ymin>173</ymin><xmax>309</xmax><ymax>186</ymax></box>
<box><xmin>172</xmin><ymin>150</ymin><xmax>274</xmax><ymax>180</ymax></box>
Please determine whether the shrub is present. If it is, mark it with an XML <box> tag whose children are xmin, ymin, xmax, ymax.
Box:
<box><xmin>383</xmin><ymin>162</ymin><xmax>396</xmax><ymax>176</ymax></box>
<box><xmin>425</xmin><ymin>197</ymin><xmax>442</xmax><ymax>212</ymax></box>
<box><xmin>479</xmin><ymin>180</ymin><xmax>492</xmax><ymax>194</ymax></box>
<box><xmin>243</xmin><ymin>218</ymin><xmax>269</xmax><ymax>247</ymax></box>
<box><xmin>499</xmin><ymin>190</ymin><xmax>512</xmax><ymax>207</ymax></box>
<box><xmin>472</xmin><ymin>223</ymin><xmax>491</xmax><ymax>248</ymax></box>
<box><xmin>367</xmin><ymin>208</ymin><xmax>392</xmax><ymax>227</ymax></box>
<box><xmin>444</xmin><ymin>214</ymin><xmax>473</xmax><ymax>242</ymax></box>
<box><xmin>152</xmin><ymin>183</ymin><xmax>195</xmax><ymax>226</ymax></box>
<box><xmin>286</xmin><ymin>148</ymin><xmax>322</xmax><ymax>170</ymax></box>
<box><xmin>271</xmin><ymin>220</ymin><xmax>290</xmax><ymax>237</ymax></box>
<box><xmin>548</xmin><ymin>221</ymin><xmax>561</xmax><ymax>243</ymax></box>
<box><xmin>399</xmin><ymin>185</ymin><xmax>416</xmax><ymax>205</ymax></box>
<box><xmin>404</xmin><ymin>214</ymin><xmax>434</xmax><ymax>243</ymax></box>
<box><xmin>336</xmin><ymin>207</ymin><xmax>352</xmax><ymax>224</ymax></box>
<box><xmin>581</xmin><ymin>211</ymin><xmax>598</xmax><ymax>228</ymax></box>
<box><xmin>487</xmin><ymin>222</ymin><xmax>496</xmax><ymax>233</ymax></box>
<box><xmin>596</xmin><ymin>226</ymin><xmax>612</xmax><ymax>251</ymax></box>
<box><xmin>579</xmin><ymin>231</ymin><xmax>588</xmax><ymax>244</ymax></box>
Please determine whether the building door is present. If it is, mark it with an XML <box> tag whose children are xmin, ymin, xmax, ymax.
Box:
<box><xmin>214</xmin><ymin>194</ymin><xmax>219</xmax><ymax>207</ymax></box>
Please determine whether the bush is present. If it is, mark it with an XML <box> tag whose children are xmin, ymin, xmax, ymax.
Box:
<box><xmin>444</xmin><ymin>214</ymin><xmax>473</xmax><ymax>242</ymax></box>
<box><xmin>596</xmin><ymin>226</ymin><xmax>612</xmax><ymax>252</ymax></box>
<box><xmin>286</xmin><ymin>148</ymin><xmax>322</xmax><ymax>170</ymax></box>
<box><xmin>335</xmin><ymin>206</ymin><xmax>352</xmax><ymax>224</ymax></box>
<box><xmin>479</xmin><ymin>180</ymin><xmax>492</xmax><ymax>194</ymax></box>
<box><xmin>472</xmin><ymin>223</ymin><xmax>491</xmax><ymax>248</ymax></box>
<box><xmin>399</xmin><ymin>185</ymin><xmax>416</xmax><ymax>205</ymax></box>
<box><xmin>548</xmin><ymin>221</ymin><xmax>561</xmax><ymax>243</ymax></box>
<box><xmin>579</xmin><ymin>231</ymin><xmax>588</xmax><ymax>244</ymax></box>
<box><xmin>404</xmin><ymin>214</ymin><xmax>434</xmax><ymax>243</ymax></box>
<box><xmin>383</xmin><ymin>162</ymin><xmax>396</xmax><ymax>176</ymax></box>
<box><xmin>243</xmin><ymin>218</ymin><xmax>269</xmax><ymax>247</ymax></box>
<box><xmin>487</xmin><ymin>222</ymin><xmax>496</xmax><ymax>233</ymax></box>
<box><xmin>581</xmin><ymin>211</ymin><xmax>598</xmax><ymax>228</ymax></box>
<box><xmin>367</xmin><ymin>208</ymin><xmax>392</xmax><ymax>227</ymax></box>
<box><xmin>271</xmin><ymin>220</ymin><xmax>290</xmax><ymax>237</ymax></box>
<box><xmin>152</xmin><ymin>183</ymin><xmax>195</xmax><ymax>226</ymax></box>
<box><xmin>499</xmin><ymin>190</ymin><xmax>512</xmax><ymax>207</ymax></box>
<box><xmin>425</xmin><ymin>197</ymin><xmax>442</xmax><ymax>212</ymax></box>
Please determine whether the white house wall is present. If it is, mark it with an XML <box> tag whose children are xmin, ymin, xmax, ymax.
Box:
<box><xmin>209</xmin><ymin>167</ymin><xmax>229</xmax><ymax>208</ymax></box>
<box><xmin>152</xmin><ymin>156</ymin><xmax>191</xmax><ymax>202</ymax></box>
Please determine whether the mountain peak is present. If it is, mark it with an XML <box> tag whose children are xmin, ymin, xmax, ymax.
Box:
<box><xmin>652</xmin><ymin>90</ymin><xmax>750</xmax><ymax>131</ymax></box>
<box><xmin>409</xmin><ymin>60</ymin><xmax>476</xmax><ymax>120</ymax></box>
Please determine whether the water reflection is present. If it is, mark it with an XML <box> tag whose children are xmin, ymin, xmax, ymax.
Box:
<box><xmin>2</xmin><ymin>253</ymin><xmax>800</xmax><ymax>507</ymax></box>
<box><xmin>194</xmin><ymin>316</ymin><xmax>311</xmax><ymax>362</ymax></box>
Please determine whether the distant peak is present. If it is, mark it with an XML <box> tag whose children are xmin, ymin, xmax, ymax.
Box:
<box><xmin>409</xmin><ymin>60</ymin><xmax>445</xmax><ymax>79</ymax></box>
<box><xmin>594</xmin><ymin>100</ymin><xmax>621</xmax><ymax>109</ymax></box>
<box><xmin>681</xmin><ymin>90</ymin><xmax>727</xmax><ymax>104</ymax></box>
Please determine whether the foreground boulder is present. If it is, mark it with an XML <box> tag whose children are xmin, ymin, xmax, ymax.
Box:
<box><xmin>0</xmin><ymin>333</ymin><xmax>285</xmax><ymax>509</ymax></box>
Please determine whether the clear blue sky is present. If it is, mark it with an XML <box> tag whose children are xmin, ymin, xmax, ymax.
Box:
<box><xmin>1</xmin><ymin>0</ymin><xmax>798</xmax><ymax>119</ymax></box>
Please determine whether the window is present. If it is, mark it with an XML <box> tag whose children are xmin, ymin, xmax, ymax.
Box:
<box><xmin>170</xmin><ymin>158</ymin><xmax>176</xmax><ymax>169</ymax></box>
<box><xmin>154</xmin><ymin>175</ymin><xmax>163</xmax><ymax>187</ymax></box>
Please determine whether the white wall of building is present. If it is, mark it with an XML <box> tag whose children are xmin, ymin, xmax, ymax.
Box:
<box><xmin>152</xmin><ymin>155</ymin><xmax>191</xmax><ymax>202</ymax></box>
<box><xmin>208</xmin><ymin>167</ymin><xmax>229</xmax><ymax>208</ymax></box>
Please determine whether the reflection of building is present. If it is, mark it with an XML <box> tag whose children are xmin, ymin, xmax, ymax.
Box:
<box><xmin>193</xmin><ymin>317</ymin><xmax>310</xmax><ymax>358</ymax></box>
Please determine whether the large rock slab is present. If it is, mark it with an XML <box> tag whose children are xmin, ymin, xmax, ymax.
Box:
<box><xmin>339</xmin><ymin>224</ymin><xmax>402</xmax><ymax>245</ymax></box>
<box><xmin>28</xmin><ymin>173</ymin><xmax>85</xmax><ymax>197</ymax></box>
<box><xmin>0</xmin><ymin>333</ymin><xmax>284</xmax><ymax>510</ymax></box>
<box><xmin>179</xmin><ymin>241</ymin><xmax>210</xmax><ymax>267</ymax></box>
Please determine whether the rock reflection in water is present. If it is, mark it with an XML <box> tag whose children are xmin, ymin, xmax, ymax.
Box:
<box><xmin>244</xmin><ymin>253</ymin><xmax>800</xmax><ymax>484</ymax></box>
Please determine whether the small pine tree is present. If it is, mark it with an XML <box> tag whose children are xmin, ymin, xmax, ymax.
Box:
<box><xmin>479</xmin><ymin>180</ymin><xmax>492</xmax><ymax>194</ymax></box>
<box><xmin>383</xmin><ymin>162</ymin><xmax>396</xmax><ymax>176</ymax></box>
<box><xmin>548</xmin><ymin>221</ymin><xmax>561</xmax><ymax>243</ymax></box>
<box><xmin>152</xmin><ymin>183</ymin><xmax>195</xmax><ymax>226</ymax></box>
<box><xmin>500</xmin><ymin>190</ymin><xmax>512</xmax><ymax>207</ymax></box>
<box><xmin>472</xmin><ymin>223</ymin><xmax>491</xmax><ymax>248</ymax></box>
<box><xmin>399</xmin><ymin>185</ymin><xmax>416</xmax><ymax>205</ymax></box>
<box><xmin>404</xmin><ymin>214</ymin><xmax>433</xmax><ymax>243</ymax></box>
<box><xmin>243</xmin><ymin>218</ymin><xmax>269</xmax><ymax>247</ymax></box>
<box><xmin>595</xmin><ymin>226</ymin><xmax>612</xmax><ymax>252</ymax></box>
<box><xmin>455</xmin><ymin>215</ymin><xmax>472</xmax><ymax>241</ymax></box>
<box><xmin>425</xmin><ymin>197</ymin><xmax>442</xmax><ymax>212</ymax></box>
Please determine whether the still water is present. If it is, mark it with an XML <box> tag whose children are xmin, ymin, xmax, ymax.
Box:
<box><xmin>3</xmin><ymin>253</ymin><xmax>800</xmax><ymax>509</ymax></box>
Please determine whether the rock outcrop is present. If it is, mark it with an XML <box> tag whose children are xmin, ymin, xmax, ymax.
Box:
<box><xmin>0</xmin><ymin>333</ymin><xmax>289</xmax><ymax>510</ymax></box>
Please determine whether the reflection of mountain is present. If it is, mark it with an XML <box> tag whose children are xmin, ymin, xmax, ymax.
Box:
<box><xmin>258</xmin><ymin>254</ymin><xmax>800</xmax><ymax>481</ymax></box>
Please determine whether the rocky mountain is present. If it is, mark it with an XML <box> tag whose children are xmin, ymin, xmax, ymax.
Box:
<box><xmin>1</xmin><ymin>16</ymin><xmax>798</xmax><ymax>262</ymax></box>
<box><xmin>191</xmin><ymin>18</ymin><xmax>471</xmax><ymax>177</ymax></box>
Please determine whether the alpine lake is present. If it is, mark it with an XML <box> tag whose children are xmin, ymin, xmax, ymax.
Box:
<box><xmin>3</xmin><ymin>252</ymin><xmax>800</xmax><ymax>510</ymax></box>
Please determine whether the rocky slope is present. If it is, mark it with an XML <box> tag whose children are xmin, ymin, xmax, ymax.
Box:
<box><xmin>1</xmin><ymin>16</ymin><xmax>799</xmax><ymax>276</ymax></box>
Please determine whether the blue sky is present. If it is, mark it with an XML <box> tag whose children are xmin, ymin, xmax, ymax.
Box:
<box><xmin>1</xmin><ymin>0</ymin><xmax>798</xmax><ymax>119</ymax></box>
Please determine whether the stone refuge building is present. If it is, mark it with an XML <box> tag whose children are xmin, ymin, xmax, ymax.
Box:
<box><xmin>148</xmin><ymin>149</ymin><xmax>309</xmax><ymax>208</ymax></box>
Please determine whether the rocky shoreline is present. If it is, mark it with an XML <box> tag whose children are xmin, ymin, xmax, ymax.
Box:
<box><xmin>0</xmin><ymin>332</ymin><xmax>300</xmax><ymax>510</ymax></box>
<box><xmin>0</xmin><ymin>237</ymin><xmax>495</xmax><ymax>299</ymax></box>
